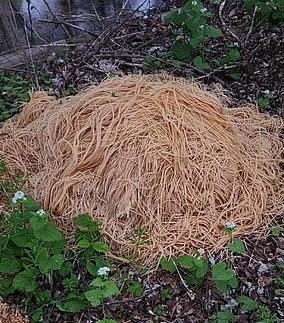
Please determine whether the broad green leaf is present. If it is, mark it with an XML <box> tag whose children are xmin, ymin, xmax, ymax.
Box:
<box><xmin>128</xmin><ymin>281</ymin><xmax>144</xmax><ymax>297</ymax></box>
<box><xmin>212</xmin><ymin>309</ymin><xmax>234</xmax><ymax>322</ymax></box>
<box><xmin>90</xmin><ymin>277</ymin><xmax>105</xmax><ymax>288</ymax></box>
<box><xmin>193</xmin><ymin>258</ymin><xmax>208</xmax><ymax>278</ymax></box>
<box><xmin>74</xmin><ymin>214</ymin><xmax>100</xmax><ymax>233</ymax></box>
<box><xmin>77</xmin><ymin>237</ymin><xmax>91</xmax><ymax>248</ymax></box>
<box><xmin>177</xmin><ymin>255</ymin><xmax>194</xmax><ymax>269</ymax></box>
<box><xmin>23</xmin><ymin>196</ymin><xmax>40</xmax><ymax>212</ymax></box>
<box><xmin>34</xmin><ymin>222</ymin><xmax>64</xmax><ymax>242</ymax></box>
<box><xmin>160</xmin><ymin>257</ymin><xmax>176</xmax><ymax>273</ymax></box>
<box><xmin>84</xmin><ymin>289</ymin><xmax>103</xmax><ymax>307</ymax></box>
<box><xmin>35</xmin><ymin>290</ymin><xmax>51</xmax><ymax>305</ymax></box>
<box><xmin>206</xmin><ymin>26</ymin><xmax>223</xmax><ymax>38</ymax></box>
<box><xmin>49</xmin><ymin>254</ymin><xmax>64</xmax><ymax>271</ymax></box>
<box><xmin>237</xmin><ymin>295</ymin><xmax>259</xmax><ymax>312</ymax></box>
<box><xmin>31</xmin><ymin>308</ymin><xmax>44</xmax><ymax>322</ymax></box>
<box><xmin>228</xmin><ymin>239</ymin><xmax>246</xmax><ymax>253</ymax></box>
<box><xmin>102</xmin><ymin>280</ymin><xmax>120</xmax><ymax>298</ymax></box>
<box><xmin>30</xmin><ymin>214</ymin><xmax>48</xmax><ymax>232</ymax></box>
<box><xmin>36</xmin><ymin>247</ymin><xmax>49</xmax><ymax>274</ymax></box>
<box><xmin>10</xmin><ymin>228</ymin><xmax>34</xmax><ymax>248</ymax></box>
<box><xmin>172</xmin><ymin>40</ymin><xmax>192</xmax><ymax>61</ymax></box>
<box><xmin>228</xmin><ymin>48</ymin><xmax>240</xmax><ymax>62</ymax></box>
<box><xmin>271</xmin><ymin>226</ymin><xmax>283</xmax><ymax>237</ymax></box>
<box><xmin>193</xmin><ymin>56</ymin><xmax>210</xmax><ymax>70</ymax></box>
<box><xmin>0</xmin><ymin>256</ymin><xmax>20</xmax><ymax>274</ymax></box>
<box><xmin>0</xmin><ymin>278</ymin><xmax>14</xmax><ymax>298</ymax></box>
<box><xmin>13</xmin><ymin>270</ymin><xmax>37</xmax><ymax>292</ymax></box>
<box><xmin>56</xmin><ymin>295</ymin><xmax>87</xmax><ymax>312</ymax></box>
<box><xmin>92</xmin><ymin>241</ymin><xmax>109</xmax><ymax>253</ymax></box>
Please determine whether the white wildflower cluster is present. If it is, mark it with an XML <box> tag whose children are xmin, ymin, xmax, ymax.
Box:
<box><xmin>11</xmin><ymin>191</ymin><xmax>26</xmax><ymax>204</ymax></box>
<box><xmin>225</xmin><ymin>221</ymin><xmax>236</xmax><ymax>230</ymax></box>
<box><xmin>199</xmin><ymin>25</ymin><xmax>205</xmax><ymax>29</ymax></box>
<box><xmin>36</xmin><ymin>209</ymin><xmax>46</xmax><ymax>217</ymax></box>
<box><xmin>200</xmin><ymin>8</ymin><xmax>207</xmax><ymax>13</ymax></box>
<box><xmin>97</xmin><ymin>266</ymin><xmax>111</xmax><ymax>276</ymax></box>
<box><xmin>192</xmin><ymin>1</ymin><xmax>197</xmax><ymax>5</ymax></box>
<box><xmin>196</xmin><ymin>248</ymin><xmax>205</xmax><ymax>257</ymax></box>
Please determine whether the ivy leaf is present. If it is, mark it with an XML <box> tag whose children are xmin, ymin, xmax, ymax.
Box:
<box><xmin>13</xmin><ymin>270</ymin><xmax>37</xmax><ymax>292</ymax></box>
<box><xmin>0</xmin><ymin>256</ymin><xmax>20</xmax><ymax>274</ymax></box>
<box><xmin>228</xmin><ymin>239</ymin><xmax>246</xmax><ymax>253</ymax></box>
<box><xmin>56</xmin><ymin>295</ymin><xmax>87</xmax><ymax>313</ymax></box>
<box><xmin>193</xmin><ymin>56</ymin><xmax>210</xmax><ymax>70</ymax></box>
<box><xmin>237</xmin><ymin>295</ymin><xmax>259</xmax><ymax>312</ymax></box>
<box><xmin>49</xmin><ymin>254</ymin><xmax>64</xmax><ymax>271</ymax></box>
<box><xmin>92</xmin><ymin>241</ymin><xmax>109</xmax><ymax>253</ymax></box>
<box><xmin>160</xmin><ymin>257</ymin><xmax>176</xmax><ymax>273</ymax></box>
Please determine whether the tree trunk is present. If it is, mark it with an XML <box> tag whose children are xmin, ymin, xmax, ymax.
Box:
<box><xmin>0</xmin><ymin>0</ymin><xmax>21</xmax><ymax>50</ymax></box>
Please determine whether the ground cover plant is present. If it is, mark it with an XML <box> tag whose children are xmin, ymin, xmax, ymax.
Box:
<box><xmin>0</xmin><ymin>0</ymin><xmax>283</xmax><ymax>321</ymax></box>
<box><xmin>0</xmin><ymin>161</ymin><xmax>283</xmax><ymax>322</ymax></box>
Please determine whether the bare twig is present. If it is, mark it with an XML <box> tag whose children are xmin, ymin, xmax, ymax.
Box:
<box><xmin>219</xmin><ymin>0</ymin><xmax>241</xmax><ymax>43</ymax></box>
<box><xmin>244</xmin><ymin>6</ymin><xmax>258</xmax><ymax>43</ymax></box>
<box><xmin>23</xmin><ymin>17</ymin><xmax>39</xmax><ymax>89</ymax></box>
<box><xmin>42</xmin><ymin>0</ymin><xmax>73</xmax><ymax>38</ymax></box>
<box><xmin>39</xmin><ymin>18</ymin><xmax>100</xmax><ymax>37</ymax></box>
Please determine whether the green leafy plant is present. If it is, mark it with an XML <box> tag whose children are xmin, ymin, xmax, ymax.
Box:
<box><xmin>160</xmin><ymin>253</ymin><xmax>208</xmax><ymax>286</ymax></box>
<box><xmin>212</xmin><ymin>262</ymin><xmax>238</xmax><ymax>293</ymax></box>
<box><xmin>0</xmin><ymin>163</ymin><xmax>119</xmax><ymax>319</ymax></box>
<box><xmin>0</xmin><ymin>73</ymin><xmax>32</xmax><ymax>122</ymax></box>
<box><xmin>237</xmin><ymin>295</ymin><xmax>259</xmax><ymax>312</ymax></box>
<box><xmin>244</xmin><ymin>0</ymin><xmax>284</xmax><ymax>25</ymax></box>
<box><xmin>164</xmin><ymin>0</ymin><xmax>222</xmax><ymax>67</ymax></box>
<box><xmin>228</xmin><ymin>239</ymin><xmax>246</xmax><ymax>253</ymax></box>
<box><xmin>211</xmin><ymin>309</ymin><xmax>235</xmax><ymax>323</ymax></box>
<box><xmin>257</xmin><ymin>91</ymin><xmax>274</xmax><ymax>110</ymax></box>
<box><xmin>127</xmin><ymin>279</ymin><xmax>144</xmax><ymax>297</ymax></box>
<box><xmin>270</xmin><ymin>225</ymin><xmax>283</xmax><ymax>237</ymax></box>
<box><xmin>256</xmin><ymin>305</ymin><xmax>277</xmax><ymax>323</ymax></box>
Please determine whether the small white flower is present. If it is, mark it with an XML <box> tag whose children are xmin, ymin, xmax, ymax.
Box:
<box><xmin>263</xmin><ymin>89</ymin><xmax>270</xmax><ymax>94</ymax></box>
<box><xmin>200</xmin><ymin>8</ymin><xmax>207</xmax><ymax>13</ymax></box>
<box><xmin>225</xmin><ymin>221</ymin><xmax>236</xmax><ymax>230</ymax></box>
<box><xmin>36</xmin><ymin>209</ymin><xmax>46</xmax><ymax>217</ymax></box>
<box><xmin>192</xmin><ymin>1</ymin><xmax>197</xmax><ymax>5</ymax></box>
<box><xmin>12</xmin><ymin>191</ymin><xmax>26</xmax><ymax>204</ymax></box>
<box><xmin>14</xmin><ymin>191</ymin><xmax>25</xmax><ymax>200</ymax></box>
<box><xmin>97</xmin><ymin>266</ymin><xmax>111</xmax><ymax>276</ymax></box>
<box><xmin>233</xmin><ymin>42</ymin><xmax>239</xmax><ymax>47</ymax></box>
<box><xmin>12</xmin><ymin>197</ymin><xmax>17</xmax><ymax>204</ymax></box>
<box><xmin>197</xmin><ymin>248</ymin><xmax>205</xmax><ymax>256</ymax></box>
<box><xmin>209</xmin><ymin>256</ymin><xmax>216</xmax><ymax>265</ymax></box>
<box><xmin>199</xmin><ymin>25</ymin><xmax>205</xmax><ymax>29</ymax></box>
